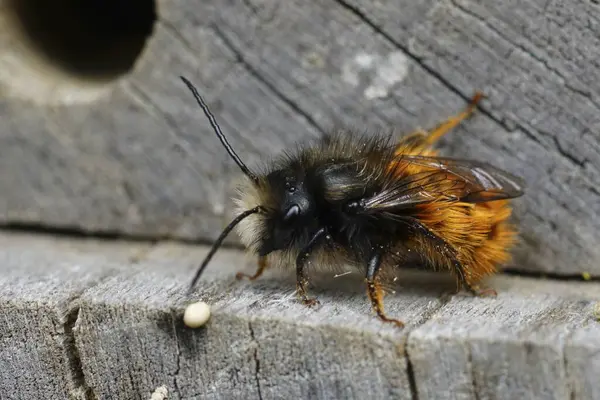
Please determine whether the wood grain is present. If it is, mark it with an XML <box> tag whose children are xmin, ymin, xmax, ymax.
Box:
<box><xmin>0</xmin><ymin>1</ymin><xmax>598</xmax><ymax>276</ymax></box>
<box><xmin>0</xmin><ymin>232</ymin><xmax>148</xmax><ymax>399</ymax></box>
<box><xmin>1</xmin><ymin>232</ymin><xmax>599</xmax><ymax>399</ymax></box>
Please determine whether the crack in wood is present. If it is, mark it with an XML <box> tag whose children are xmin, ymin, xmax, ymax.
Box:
<box><xmin>404</xmin><ymin>344</ymin><xmax>420</xmax><ymax>400</ymax></box>
<box><xmin>63</xmin><ymin>303</ymin><xmax>96</xmax><ymax>399</ymax></box>
<box><xmin>0</xmin><ymin>222</ymin><xmax>162</xmax><ymax>243</ymax></box>
<box><xmin>562</xmin><ymin>328</ymin><xmax>577</xmax><ymax>400</ymax></box>
<box><xmin>4</xmin><ymin>221</ymin><xmax>598</xmax><ymax>281</ymax></box>
<box><xmin>503</xmin><ymin>267</ymin><xmax>600</xmax><ymax>282</ymax></box>
<box><xmin>402</xmin><ymin>292</ymin><xmax>455</xmax><ymax>400</ymax></box>
<box><xmin>211</xmin><ymin>24</ymin><xmax>327</xmax><ymax>138</ymax></box>
<box><xmin>467</xmin><ymin>344</ymin><xmax>480</xmax><ymax>400</ymax></box>
<box><xmin>248</xmin><ymin>320</ymin><xmax>264</xmax><ymax>400</ymax></box>
<box><xmin>170</xmin><ymin>312</ymin><xmax>183</xmax><ymax>397</ymax></box>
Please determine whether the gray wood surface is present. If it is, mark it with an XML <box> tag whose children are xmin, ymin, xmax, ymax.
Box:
<box><xmin>0</xmin><ymin>1</ymin><xmax>598</xmax><ymax>276</ymax></box>
<box><xmin>1</xmin><ymin>232</ymin><xmax>599</xmax><ymax>400</ymax></box>
<box><xmin>0</xmin><ymin>232</ymin><xmax>149</xmax><ymax>399</ymax></box>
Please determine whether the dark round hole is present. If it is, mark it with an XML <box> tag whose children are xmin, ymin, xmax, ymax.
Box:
<box><xmin>7</xmin><ymin>0</ymin><xmax>156</xmax><ymax>80</ymax></box>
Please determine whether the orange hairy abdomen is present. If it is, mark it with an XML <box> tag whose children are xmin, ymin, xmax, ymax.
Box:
<box><xmin>415</xmin><ymin>200</ymin><xmax>517</xmax><ymax>285</ymax></box>
<box><xmin>387</xmin><ymin>145</ymin><xmax>517</xmax><ymax>285</ymax></box>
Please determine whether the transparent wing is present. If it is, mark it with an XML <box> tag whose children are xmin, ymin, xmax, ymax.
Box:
<box><xmin>362</xmin><ymin>154</ymin><xmax>525</xmax><ymax>211</ymax></box>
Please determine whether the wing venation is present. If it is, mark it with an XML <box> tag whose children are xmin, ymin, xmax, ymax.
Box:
<box><xmin>362</xmin><ymin>155</ymin><xmax>525</xmax><ymax>212</ymax></box>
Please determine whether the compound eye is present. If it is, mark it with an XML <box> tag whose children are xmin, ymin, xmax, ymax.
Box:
<box><xmin>285</xmin><ymin>181</ymin><xmax>296</xmax><ymax>193</ymax></box>
<box><xmin>282</xmin><ymin>204</ymin><xmax>300</xmax><ymax>222</ymax></box>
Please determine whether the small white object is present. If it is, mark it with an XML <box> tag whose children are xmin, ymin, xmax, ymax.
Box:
<box><xmin>183</xmin><ymin>301</ymin><xmax>211</xmax><ymax>328</ymax></box>
<box><xmin>149</xmin><ymin>385</ymin><xmax>168</xmax><ymax>400</ymax></box>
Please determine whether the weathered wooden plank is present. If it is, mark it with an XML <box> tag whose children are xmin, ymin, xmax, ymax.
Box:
<box><xmin>565</xmin><ymin>321</ymin><xmax>600</xmax><ymax>400</ymax></box>
<box><xmin>407</xmin><ymin>278</ymin><xmax>600</xmax><ymax>400</ymax></box>
<box><xmin>74</xmin><ymin>239</ymin><xmax>446</xmax><ymax>400</ymax></box>
<box><xmin>1</xmin><ymin>232</ymin><xmax>599</xmax><ymax>399</ymax></box>
<box><xmin>0</xmin><ymin>1</ymin><xmax>598</xmax><ymax>275</ymax></box>
<box><xmin>0</xmin><ymin>232</ymin><xmax>148</xmax><ymax>399</ymax></box>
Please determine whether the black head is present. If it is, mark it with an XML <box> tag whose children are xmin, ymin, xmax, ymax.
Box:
<box><xmin>257</xmin><ymin>167</ymin><xmax>317</xmax><ymax>256</ymax></box>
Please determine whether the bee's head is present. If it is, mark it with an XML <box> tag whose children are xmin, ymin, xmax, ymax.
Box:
<box><xmin>255</xmin><ymin>166</ymin><xmax>318</xmax><ymax>256</ymax></box>
<box><xmin>233</xmin><ymin>163</ymin><xmax>318</xmax><ymax>256</ymax></box>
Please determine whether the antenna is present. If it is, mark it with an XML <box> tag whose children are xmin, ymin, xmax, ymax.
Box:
<box><xmin>180</xmin><ymin>76</ymin><xmax>259</xmax><ymax>184</ymax></box>
<box><xmin>188</xmin><ymin>206</ymin><xmax>263</xmax><ymax>292</ymax></box>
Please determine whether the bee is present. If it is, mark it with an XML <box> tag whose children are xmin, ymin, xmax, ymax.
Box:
<box><xmin>181</xmin><ymin>76</ymin><xmax>525</xmax><ymax>328</ymax></box>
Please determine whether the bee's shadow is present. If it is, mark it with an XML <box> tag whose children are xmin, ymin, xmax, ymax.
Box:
<box><xmin>233</xmin><ymin>265</ymin><xmax>461</xmax><ymax>301</ymax></box>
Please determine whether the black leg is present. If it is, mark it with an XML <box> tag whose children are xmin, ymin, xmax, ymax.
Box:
<box><xmin>447</xmin><ymin>257</ymin><xmax>498</xmax><ymax>297</ymax></box>
<box><xmin>447</xmin><ymin>257</ymin><xmax>477</xmax><ymax>294</ymax></box>
<box><xmin>366</xmin><ymin>249</ymin><xmax>405</xmax><ymax>328</ymax></box>
<box><xmin>398</xmin><ymin>216</ymin><xmax>497</xmax><ymax>297</ymax></box>
<box><xmin>296</xmin><ymin>227</ymin><xmax>328</xmax><ymax>307</ymax></box>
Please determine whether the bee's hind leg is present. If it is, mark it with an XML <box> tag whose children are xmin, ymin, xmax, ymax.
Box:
<box><xmin>236</xmin><ymin>256</ymin><xmax>268</xmax><ymax>281</ymax></box>
<box><xmin>393</xmin><ymin>91</ymin><xmax>484</xmax><ymax>156</ymax></box>
<box><xmin>366</xmin><ymin>251</ymin><xmax>405</xmax><ymax>328</ymax></box>
<box><xmin>453</xmin><ymin>262</ymin><xmax>498</xmax><ymax>298</ymax></box>
<box><xmin>424</xmin><ymin>91</ymin><xmax>485</xmax><ymax>145</ymax></box>
<box><xmin>463</xmin><ymin>281</ymin><xmax>498</xmax><ymax>298</ymax></box>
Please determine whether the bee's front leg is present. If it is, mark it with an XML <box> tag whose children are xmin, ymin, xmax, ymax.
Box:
<box><xmin>295</xmin><ymin>227</ymin><xmax>329</xmax><ymax>307</ymax></box>
<box><xmin>236</xmin><ymin>256</ymin><xmax>268</xmax><ymax>281</ymax></box>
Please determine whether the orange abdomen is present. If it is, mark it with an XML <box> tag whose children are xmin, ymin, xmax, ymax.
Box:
<box><xmin>386</xmin><ymin>139</ymin><xmax>518</xmax><ymax>285</ymax></box>
<box><xmin>416</xmin><ymin>199</ymin><xmax>517</xmax><ymax>286</ymax></box>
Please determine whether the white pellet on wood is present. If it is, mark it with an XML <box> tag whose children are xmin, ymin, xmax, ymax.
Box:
<box><xmin>183</xmin><ymin>301</ymin><xmax>211</xmax><ymax>328</ymax></box>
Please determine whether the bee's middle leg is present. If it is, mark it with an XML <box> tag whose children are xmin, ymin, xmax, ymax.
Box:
<box><xmin>365</xmin><ymin>251</ymin><xmax>405</xmax><ymax>328</ymax></box>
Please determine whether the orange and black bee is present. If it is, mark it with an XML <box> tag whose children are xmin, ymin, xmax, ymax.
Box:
<box><xmin>181</xmin><ymin>76</ymin><xmax>525</xmax><ymax>327</ymax></box>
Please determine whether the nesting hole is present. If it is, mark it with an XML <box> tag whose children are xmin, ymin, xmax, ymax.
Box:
<box><xmin>1</xmin><ymin>0</ymin><xmax>157</xmax><ymax>104</ymax></box>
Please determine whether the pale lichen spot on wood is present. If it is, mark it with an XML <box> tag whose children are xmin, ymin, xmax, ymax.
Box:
<box><xmin>302</xmin><ymin>51</ymin><xmax>326</xmax><ymax>69</ymax></box>
<box><xmin>364</xmin><ymin>51</ymin><xmax>409</xmax><ymax>100</ymax></box>
<box><xmin>341</xmin><ymin>53</ymin><xmax>372</xmax><ymax>87</ymax></box>
<box><xmin>354</xmin><ymin>52</ymin><xmax>376</xmax><ymax>68</ymax></box>
<box><xmin>341</xmin><ymin>51</ymin><xmax>409</xmax><ymax>99</ymax></box>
